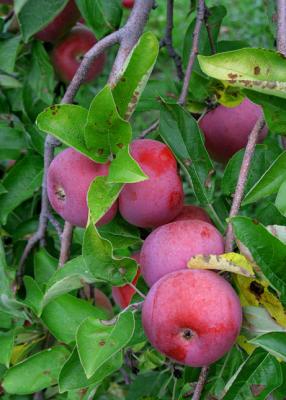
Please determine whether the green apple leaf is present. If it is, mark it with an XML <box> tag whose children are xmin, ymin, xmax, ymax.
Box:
<box><xmin>112</xmin><ymin>32</ymin><xmax>159</xmax><ymax>120</ymax></box>
<box><xmin>0</xmin><ymin>238</ymin><xmax>13</xmax><ymax>298</ymax></box>
<box><xmin>250</xmin><ymin>332</ymin><xmax>286</xmax><ymax>361</ymax></box>
<box><xmin>0</xmin><ymin>127</ymin><xmax>27</xmax><ymax>161</ymax></box>
<box><xmin>223</xmin><ymin>348</ymin><xmax>282</xmax><ymax>399</ymax></box>
<box><xmin>275</xmin><ymin>180</ymin><xmax>286</xmax><ymax>217</ymax></box>
<box><xmin>23</xmin><ymin>276</ymin><xmax>44</xmax><ymax>317</ymax></box>
<box><xmin>108</xmin><ymin>146</ymin><xmax>148</xmax><ymax>183</ymax></box>
<box><xmin>59</xmin><ymin>348</ymin><xmax>122</xmax><ymax>392</ymax></box>
<box><xmin>0</xmin><ymin>35</ymin><xmax>21</xmax><ymax>74</ymax></box>
<box><xmin>0</xmin><ymin>331</ymin><xmax>14</xmax><ymax>368</ymax></box>
<box><xmin>34</xmin><ymin>248</ymin><xmax>57</xmax><ymax>289</ymax></box>
<box><xmin>75</xmin><ymin>0</ymin><xmax>122</xmax><ymax>39</ymax></box>
<box><xmin>0</xmin><ymin>74</ymin><xmax>22</xmax><ymax>89</ymax></box>
<box><xmin>243</xmin><ymin>306</ymin><xmax>286</xmax><ymax>338</ymax></box>
<box><xmin>198</xmin><ymin>48</ymin><xmax>286</xmax><ymax>99</ymax></box>
<box><xmin>87</xmin><ymin>176</ymin><xmax>122</xmax><ymax>224</ymax></box>
<box><xmin>2</xmin><ymin>346</ymin><xmax>70</xmax><ymax>395</ymax></box>
<box><xmin>16</xmin><ymin>0</ymin><xmax>69</xmax><ymax>42</ymax></box>
<box><xmin>41</xmin><ymin>294</ymin><xmax>108</xmax><ymax>344</ymax></box>
<box><xmin>77</xmin><ymin>311</ymin><xmax>135</xmax><ymax>378</ymax></box>
<box><xmin>0</xmin><ymin>155</ymin><xmax>43</xmax><ymax>225</ymax></box>
<box><xmin>231</xmin><ymin>216</ymin><xmax>286</xmax><ymax>303</ymax></box>
<box><xmin>243</xmin><ymin>151</ymin><xmax>286</xmax><ymax>205</ymax></box>
<box><xmin>83</xmin><ymin>223</ymin><xmax>137</xmax><ymax>285</ymax></box>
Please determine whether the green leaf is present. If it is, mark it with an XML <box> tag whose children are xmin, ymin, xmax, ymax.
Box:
<box><xmin>41</xmin><ymin>294</ymin><xmax>108</xmax><ymax>344</ymax></box>
<box><xmin>84</xmin><ymin>85</ymin><xmax>132</xmax><ymax>163</ymax></box>
<box><xmin>16</xmin><ymin>0</ymin><xmax>69</xmax><ymax>42</ymax></box>
<box><xmin>0</xmin><ymin>183</ymin><xmax>6</xmax><ymax>195</ymax></box>
<box><xmin>36</xmin><ymin>104</ymin><xmax>95</xmax><ymax>160</ymax></box>
<box><xmin>223</xmin><ymin>348</ymin><xmax>282</xmax><ymax>399</ymax></box>
<box><xmin>250</xmin><ymin>332</ymin><xmax>286</xmax><ymax>361</ymax></box>
<box><xmin>0</xmin><ymin>238</ymin><xmax>13</xmax><ymax>298</ymax></box>
<box><xmin>222</xmin><ymin>144</ymin><xmax>281</xmax><ymax>196</ymax></box>
<box><xmin>243</xmin><ymin>151</ymin><xmax>286</xmax><ymax>205</ymax></box>
<box><xmin>23</xmin><ymin>276</ymin><xmax>43</xmax><ymax>317</ymax></box>
<box><xmin>232</xmin><ymin>216</ymin><xmax>286</xmax><ymax>303</ymax></box>
<box><xmin>243</xmin><ymin>306</ymin><xmax>286</xmax><ymax>338</ymax></box>
<box><xmin>108</xmin><ymin>146</ymin><xmax>148</xmax><ymax>183</ymax></box>
<box><xmin>98</xmin><ymin>214</ymin><xmax>142</xmax><ymax>249</ymax></box>
<box><xmin>43</xmin><ymin>256</ymin><xmax>95</xmax><ymax>307</ymax></box>
<box><xmin>83</xmin><ymin>223</ymin><xmax>137</xmax><ymax>285</ymax></box>
<box><xmin>0</xmin><ymin>74</ymin><xmax>22</xmax><ymax>89</ymax></box>
<box><xmin>75</xmin><ymin>0</ymin><xmax>122</xmax><ymax>39</ymax></box>
<box><xmin>198</xmin><ymin>48</ymin><xmax>286</xmax><ymax>99</ymax></box>
<box><xmin>0</xmin><ymin>35</ymin><xmax>21</xmax><ymax>74</ymax></box>
<box><xmin>112</xmin><ymin>32</ymin><xmax>159</xmax><ymax>120</ymax></box>
<box><xmin>0</xmin><ymin>155</ymin><xmax>43</xmax><ymax>225</ymax></box>
<box><xmin>275</xmin><ymin>180</ymin><xmax>286</xmax><ymax>217</ymax></box>
<box><xmin>34</xmin><ymin>248</ymin><xmax>57</xmax><ymax>289</ymax></box>
<box><xmin>0</xmin><ymin>330</ymin><xmax>14</xmax><ymax>368</ymax></box>
<box><xmin>2</xmin><ymin>346</ymin><xmax>70</xmax><ymax>395</ymax></box>
<box><xmin>0</xmin><ymin>127</ymin><xmax>27</xmax><ymax>160</ymax></box>
<box><xmin>59</xmin><ymin>348</ymin><xmax>122</xmax><ymax>392</ymax></box>
<box><xmin>77</xmin><ymin>311</ymin><xmax>135</xmax><ymax>378</ymax></box>
<box><xmin>87</xmin><ymin>176</ymin><xmax>122</xmax><ymax>224</ymax></box>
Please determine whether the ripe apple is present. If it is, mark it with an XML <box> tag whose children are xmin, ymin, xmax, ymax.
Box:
<box><xmin>51</xmin><ymin>26</ymin><xmax>105</xmax><ymax>83</ymax></box>
<box><xmin>122</xmin><ymin>0</ymin><xmax>134</xmax><ymax>8</ymax></box>
<box><xmin>173</xmin><ymin>204</ymin><xmax>212</xmax><ymax>224</ymax></box>
<box><xmin>47</xmin><ymin>148</ymin><xmax>117</xmax><ymax>228</ymax></box>
<box><xmin>112</xmin><ymin>252</ymin><xmax>140</xmax><ymax>309</ymax></box>
<box><xmin>199</xmin><ymin>98</ymin><xmax>268</xmax><ymax>163</ymax></box>
<box><xmin>36</xmin><ymin>0</ymin><xmax>80</xmax><ymax>43</ymax></box>
<box><xmin>142</xmin><ymin>269</ymin><xmax>242</xmax><ymax>366</ymax></box>
<box><xmin>119</xmin><ymin>139</ymin><xmax>184</xmax><ymax>228</ymax></box>
<box><xmin>141</xmin><ymin>219</ymin><xmax>224</xmax><ymax>287</ymax></box>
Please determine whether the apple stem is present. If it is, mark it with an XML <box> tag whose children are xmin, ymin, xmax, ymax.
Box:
<box><xmin>58</xmin><ymin>222</ymin><xmax>73</xmax><ymax>267</ymax></box>
<box><xmin>178</xmin><ymin>0</ymin><xmax>205</xmax><ymax>106</ymax></box>
<box><xmin>127</xmin><ymin>281</ymin><xmax>146</xmax><ymax>299</ymax></box>
<box><xmin>224</xmin><ymin>116</ymin><xmax>265</xmax><ymax>253</ymax></box>
<box><xmin>139</xmin><ymin>119</ymin><xmax>160</xmax><ymax>139</ymax></box>
<box><xmin>160</xmin><ymin>0</ymin><xmax>184</xmax><ymax>81</ymax></box>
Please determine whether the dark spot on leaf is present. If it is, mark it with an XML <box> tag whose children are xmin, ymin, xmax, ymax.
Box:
<box><xmin>121</xmin><ymin>77</ymin><xmax>127</xmax><ymax>82</ymax></box>
<box><xmin>117</xmin><ymin>143</ymin><xmax>124</xmax><ymax>148</ymax></box>
<box><xmin>43</xmin><ymin>370</ymin><xmax>51</xmax><ymax>375</ymax></box>
<box><xmin>228</xmin><ymin>73</ymin><xmax>238</xmax><ymax>84</ymax></box>
<box><xmin>97</xmin><ymin>148</ymin><xmax>104</xmax><ymax>155</ymax></box>
<box><xmin>173</xmin><ymin>368</ymin><xmax>182</xmax><ymax>379</ymax></box>
<box><xmin>252</xmin><ymin>219</ymin><xmax>259</xmax><ymax>224</ymax></box>
<box><xmin>249</xmin><ymin>281</ymin><xmax>264</xmax><ymax>297</ymax></box>
<box><xmin>251</xmin><ymin>384</ymin><xmax>265</xmax><ymax>397</ymax></box>
<box><xmin>205</xmin><ymin>169</ymin><xmax>215</xmax><ymax>188</ymax></box>
<box><xmin>99</xmin><ymin>340</ymin><xmax>106</xmax><ymax>346</ymax></box>
<box><xmin>254</xmin><ymin>66</ymin><xmax>260</xmax><ymax>75</ymax></box>
<box><xmin>79</xmin><ymin>388</ymin><xmax>88</xmax><ymax>400</ymax></box>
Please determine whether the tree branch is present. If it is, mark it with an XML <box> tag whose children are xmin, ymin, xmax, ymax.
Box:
<box><xmin>191</xmin><ymin>366</ymin><xmax>209</xmax><ymax>400</ymax></box>
<box><xmin>160</xmin><ymin>0</ymin><xmax>184</xmax><ymax>80</ymax></box>
<box><xmin>178</xmin><ymin>0</ymin><xmax>205</xmax><ymax>105</ymax></box>
<box><xmin>204</xmin><ymin>6</ymin><xmax>216</xmax><ymax>54</ymax></box>
<box><xmin>47</xmin><ymin>211</ymin><xmax>63</xmax><ymax>238</ymax></box>
<box><xmin>225</xmin><ymin>116</ymin><xmax>265</xmax><ymax>252</ymax></box>
<box><xmin>277</xmin><ymin>0</ymin><xmax>286</xmax><ymax>56</ymax></box>
<box><xmin>139</xmin><ymin>119</ymin><xmax>160</xmax><ymax>138</ymax></box>
<box><xmin>59</xmin><ymin>222</ymin><xmax>73</xmax><ymax>267</ymax></box>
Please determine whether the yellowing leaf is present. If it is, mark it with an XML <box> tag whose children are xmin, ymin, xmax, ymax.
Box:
<box><xmin>187</xmin><ymin>252</ymin><xmax>255</xmax><ymax>277</ymax></box>
<box><xmin>237</xmin><ymin>335</ymin><xmax>256</xmax><ymax>355</ymax></box>
<box><xmin>235</xmin><ymin>275</ymin><xmax>286</xmax><ymax>328</ymax></box>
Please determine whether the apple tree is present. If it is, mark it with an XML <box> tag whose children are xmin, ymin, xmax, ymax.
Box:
<box><xmin>0</xmin><ymin>0</ymin><xmax>286</xmax><ymax>399</ymax></box>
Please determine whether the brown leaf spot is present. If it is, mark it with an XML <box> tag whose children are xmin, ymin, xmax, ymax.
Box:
<box><xmin>117</xmin><ymin>143</ymin><xmax>124</xmax><ymax>148</ymax></box>
<box><xmin>251</xmin><ymin>384</ymin><xmax>265</xmax><ymax>397</ymax></box>
<box><xmin>254</xmin><ymin>66</ymin><xmax>261</xmax><ymax>75</ymax></box>
<box><xmin>249</xmin><ymin>281</ymin><xmax>264</xmax><ymax>297</ymax></box>
<box><xmin>99</xmin><ymin>339</ymin><xmax>106</xmax><ymax>346</ymax></box>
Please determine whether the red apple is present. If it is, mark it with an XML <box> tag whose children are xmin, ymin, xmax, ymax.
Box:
<box><xmin>112</xmin><ymin>252</ymin><xmax>140</xmax><ymax>309</ymax></box>
<box><xmin>36</xmin><ymin>0</ymin><xmax>80</xmax><ymax>43</ymax></box>
<box><xmin>199</xmin><ymin>98</ymin><xmax>268</xmax><ymax>163</ymax></box>
<box><xmin>51</xmin><ymin>26</ymin><xmax>105</xmax><ymax>83</ymax></box>
<box><xmin>142</xmin><ymin>269</ymin><xmax>242</xmax><ymax>367</ymax></box>
<box><xmin>47</xmin><ymin>148</ymin><xmax>117</xmax><ymax>228</ymax></box>
<box><xmin>122</xmin><ymin>0</ymin><xmax>134</xmax><ymax>8</ymax></box>
<box><xmin>173</xmin><ymin>204</ymin><xmax>212</xmax><ymax>224</ymax></box>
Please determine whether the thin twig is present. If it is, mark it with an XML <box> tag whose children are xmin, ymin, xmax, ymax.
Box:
<box><xmin>47</xmin><ymin>211</ymin><xmax>63</xmax><ymax>238</ymax></box>
<box><xmin>139</xmin><ymin>120</ymin><xmax>159</xmax><ymax>138</ymax></box>
<box><xmin>277</xmin><ymin>0</ymin><xmax>286</xmax><ymax>56</ymax></box>
<box><xmin>178</xmin><ymin>0</ymin><xmax>205</xmax><ymax>105</ymax></box>
<box><xmin>160</xmin><ymin>0</ymin><xmax>184</xmax><ymax>80</ymax></box>
<box><xmin>127</xmin><ymin>281</ymin><xmax>146</xmax><ymax>299</ymax></box>
<box><xmin>204</xmin><ymin>6</ymin><xmax>216</xmax><ymax>54</ymax></box>
<box><xmin>59</xmin><ymin>222</ymin><xmax>73</xmax><ymax>267</ymax></box>
<box><xmin>191</xmin><ymin>366</ymin><xmax>209</xmax><ymax>400</ymax></box>
<box><xmin>224</xmin><ymin>117</ymin><xmax>265</xmax><ymax>252</ymax></box>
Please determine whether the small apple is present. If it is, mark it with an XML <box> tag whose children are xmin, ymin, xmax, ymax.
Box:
<box><xmin>112</xmin><ymin>252</ymin><xmax>140</xmax><ymax>309</ymax></box>
<box><xmin>51</xmin><ymin>26</ymin><xmax>105</xmax><ymax>83</ymax></box>
<box><xmin>173</xmin><ymin>204</ymin><xmax>212</xmax><ymax>224</ymax></box>
<box><xmin>122</xmin><ymin>0</ymin><xmax>134</xmax><ymax>9</ymax></box>
<box><xmin>47</xmin><ymin>148</ymin><xmax>117</xmax><ymax>228</ymax></box>
<box><xmin>36</xmin><ymin>0</ymin><xmax>80</xmax><ymax>43</ymax></box>
<box><xmin>142</xmin><ymin>269</ymin><xmax>242</xmax><ymax>366</ymax></box>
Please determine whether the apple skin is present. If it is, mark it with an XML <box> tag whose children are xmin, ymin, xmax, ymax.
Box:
<box><xmin>119</xmin><ymin>139</ymin><xmax>184</xmax><ymax>228</ymax></box>
<box><xmin>35</xmin><ymin>0</ymin><xmax>80</xmax><ymax>43</ymax></box>
<box><xmin>122</xmin><ymin>0</ymin><xmax>134</xmax><ymax>8</ymax></box>
<box><xmin>94</xmin><ymin>289</ymin><xmax>113</xmax><ymax>319</ymax></box>
<box><xmin>47</xmin><ymin>148</ymin><xmax>117</xmax><ymax>228</ymax></box>
<box><xmin>173</xmin><ymin>204</ymin><xmax>212</xmax><ymax>224</ymax></box>
<box><xmin>199</xmin><ymin>98</ymin><xmax>268</xmax><ymax>163</ymax></box>
<box><xmin>112</xmin><ymin>252</ymin><xmax>140</xmax><ymax>309</ymax></box>
<box><xmin>51</xmin><ymin>26</ymin><xmax>105</xmax><ymax>83</ymax></box>
<box><xmin>141</xmin><ymin>220</ymin><xmax>224</xmax><ymax>287</ymax></box>
<box><xmin>142</xmin><ymin>269</ymin><xmax>242</xmax><ymax>367</ymax></box>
